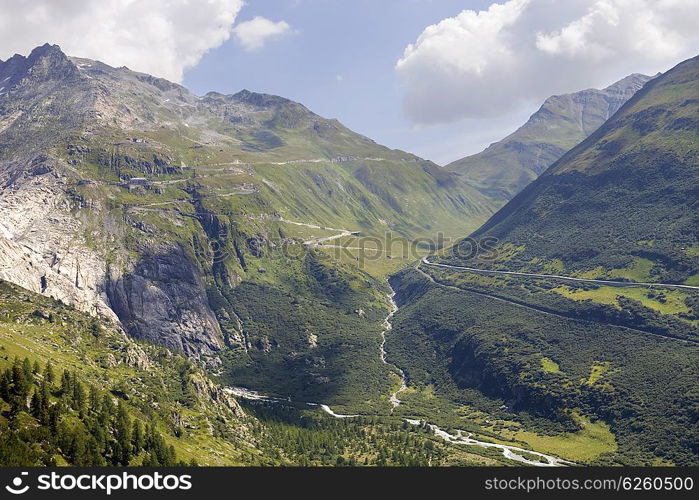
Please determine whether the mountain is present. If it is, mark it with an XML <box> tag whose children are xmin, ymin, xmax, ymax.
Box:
<box><xmin>0</xmin><ymin>44</ymin><xmax>527</xmax><ymax>467</ymax></box>
<box><xmin>388</xmin><ymin>54</ymin><xmax>699</xmax><ymax>466</ymax></box>
<box><xmin>464</xmin><ymin>55</ymin><xmax>699</xmax><ymax>285</ymax></box>
<box><xmin>388</xmin><ymin>264</ymin><xmax>699</xmax><ymax>465</ymax></box>
<box><xmin>448</xmin><ymin>74</ymin><xmax>652</xmax><ymax>202</ymax></box>
<box><xmin>0</xmin><ymin>43</ymin><xmax>493</xmax><ymax>391</ymax></box>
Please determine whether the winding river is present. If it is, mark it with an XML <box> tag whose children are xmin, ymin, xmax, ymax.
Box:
<box><xmin>224</xmin><ymin>282</ymin><xmax>573</xmax><ymax>467</ymax></box>
<box><xmin>379</xmin><ymin>287</ymin><xmax>408</xmax><ymax>407</ymax></box>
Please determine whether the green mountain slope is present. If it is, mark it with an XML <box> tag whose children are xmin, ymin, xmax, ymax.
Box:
<box><xmin>388</xmin><ymin>268</ymin><xmax>698</xmax><ymax>465</ymax></box>
<box><xmin>448</xmin><ymin>74</ymin><xmax>652</xmax><ymax>202</ymax></box>
<box><xmin>462</xmin><ymin>55</ymin><xmax>699</xmax><ymax>285</ymax></box>
<box><xmin>0</xmin><ymin>44</ymin><xmax>496</xmax><ymax>411</ymax></box>
<box><xmin>391</xmin><ymin>55</ymin><xmax>699</xmax><ymax>466</ymax></box>
<box><xmin>0</xmin><ymin>279</ymin><xmax>511</xmax><ymax>467</ymax></box>
<box><xmin>0</xmin><ymin>280</ymin><xmax>257</xmax><ymax>465</ymax></box>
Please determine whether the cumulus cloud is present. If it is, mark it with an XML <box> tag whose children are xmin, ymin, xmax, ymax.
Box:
<box><xmin>0</xmin><ymin>0</ymin><xmax>244</xmax><ymax>82</ymax></box>
<box><xmin>396</xmin><ymin>0</ymin><xmax>699</xmax><ymax>124</ymax></box>
<box><xmin>233</xmin><ymin>16</ymin><xmax>292</xmax><ymax>51</ymax></box>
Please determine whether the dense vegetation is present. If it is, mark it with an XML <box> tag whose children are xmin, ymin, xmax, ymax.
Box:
<box><xmin>424</xmin><ymin>268</ymin><xmax>699</xmax><ymax>343</ymax></box>
<box><xmin>0</xmin><ymin>280</ymin><xmax>256</xmax><ymax>466</ymax></box>
<box><xmin>218</xmin><ymin>250</ymin><xmax>394</xmax><ymax>412</ymax></box>
<box><xmin>388</xmin><ymin>268</ymin><xmax>699</xmax><ymax>465</ymax></box>
<box><xmin>242</xmin><ymin>401</ymin><xmax>509</xmax><ymax>466</ymax></box>
<box><xmin>0</xmin><ymin>358</ymin><xmax>183</xmax><ymax>466</ymax></box>
<box><xmin>0</xmin><ymin>279</ymin><xmax>514</xmax><ymax>468</ymax></box>
<box><xmin>398</xmin><ymin>57</ymin><xmax>699</xmax><ymax>467</ymax></box>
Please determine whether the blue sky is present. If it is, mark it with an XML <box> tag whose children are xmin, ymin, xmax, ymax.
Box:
<box><xmin>183</xmin><ymin>0</ymin><xmax>522</xmax><ymax>165</ymax></box>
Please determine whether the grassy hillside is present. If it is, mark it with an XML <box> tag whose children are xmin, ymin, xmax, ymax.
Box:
<box><xmin>0</xmin><ymin>280</ymin><xmax>258</xmax><ymax>465</ymax></box>
<box><xmin>396</xmin><ymin>56</ymin><xmax>699</xmax><ymax>467</ymax></box>
<box><xmin>0</xmin><ymin>279</ymin><xmax>515</xmax><ymax>467</ymax></box>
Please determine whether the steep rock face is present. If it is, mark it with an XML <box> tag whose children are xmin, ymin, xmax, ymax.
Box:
<box><xmin>0</xmin><ymin>172</ymin><xmax>116</xmax><ymax>320</ymax></box>
<box><xmin>449</xmin><ymin>74</ymin><xmax>653</xmax><ymax>202</ymax></box>
<box><xmin>106</xmin><ymin>243</ymin><xmax>223</xmax><ymax>359</ymax></box>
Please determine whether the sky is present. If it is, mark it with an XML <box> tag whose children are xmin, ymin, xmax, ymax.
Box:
<box><xmin>1</xmin><ymin>0</ymin><xmax>699</xmax><ymax>164</ymax></box>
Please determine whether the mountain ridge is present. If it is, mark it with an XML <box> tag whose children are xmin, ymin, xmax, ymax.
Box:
<box><xmin>386</xmin><ymin>56</ymin><xmax>699</xmax><ymax>467</ymax></box>
<box><xmin>448</xmin><ymin>73</ymin><xmax>653</xmax><ymax>201</ymax></box>
<box><xmin>464</xmin><ymin>54</ymin><xmax>699</xmax><ymax>283</ymax></box>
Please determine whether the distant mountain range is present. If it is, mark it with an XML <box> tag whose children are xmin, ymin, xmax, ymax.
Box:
<box><xmin>448</xmin><ymin>73</ymin><xmax>653</xmax><ymax>202</ymax></box>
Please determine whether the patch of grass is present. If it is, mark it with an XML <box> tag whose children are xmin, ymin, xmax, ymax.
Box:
<box><xmin>686</xmin><ymin>246</ymin><xmax>699</xmax><ymax>257</ymax></box>
<box><xmin>586</xmin><ymin>361</ymin><xmax>613</xmax><ymax>385</ymax></box>
<box><xmin>609</xmin><ymin>257</ymin><xmax>655</xmax><ymax>282</ymax></box>
<box><xmin>574</xmin><ymin>266</ymin><xmax>608</xmax><ymax>279</ymax></box>
<box><xmin>543</xmin><ymin>259</ymin><xmax>565</xmax><ymax>273</ymax></box>
<box><xmin>512</xmin><ymin>414</ymin><xmax>617</xmax><ymax>463</ymax></box>
<box><xmin>685</xmin><ymin>274</ymin><xmax>699</xmax><ymax>287</ymax></box>
<box><xmin>541</xmin><ymin>357</ymin><xmax>561</xmax><ymax>373</ymax></box>
<box><xmin>552</xmin><ymin>285</ymin><xmax>692</xmax><ymax>316</ymax></box>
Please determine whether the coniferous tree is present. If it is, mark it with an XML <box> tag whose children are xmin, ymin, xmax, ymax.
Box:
<box><xmin>22</xmin><ymin>358</ymin><xmax>33</xmax><ymax>386</ymax></box>
<box><xmin>114</xmin><ymin>402</ymin><xmax>132</xmax><ymax>465</ymax></box>
<box><xmin>72</xmin><ymin>380</ymin><xmax>86</xmax><ymax>417</ymax></box>
<box><xmin>132</xmin><ymin>420</ymin><xmax>145</xmax><ymax>452</ymax></box>
<box><xmin>89</xmin><ymin>385</ymin><xmax>100</xmax><ymax>413</ymax></box>
<box><xmin>1</xmin><ymin>358</ymin><xmax>178</xmax><ymax>467</ymax></box>
<box><xmin>10</xmin><ymin>361</ymin><xmax>29</xmax><ymax>414</ymax></box>
<box><xmin>30</xmin><ymin>390</ymin><xmax>40</xmax><ymax>419</ymax></box>
<box><xmin>0</xmin><ymin>369</ymin><xmax>10</xmax><ymax>401</ymax></box>
<box><xmin>44</xmin><ymin>361</ymin><xmax>54</xmax><ymax>385</ymax></box>
<box><xmin>60</xmin><ymin>370</ymin><xmax>72</xmax><ymax>398</ymax></box>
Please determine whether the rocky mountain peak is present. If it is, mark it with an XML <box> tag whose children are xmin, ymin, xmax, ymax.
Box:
<box><xmin>604</xmin><ymin>72</ymin><xmax>654</xmax><ymax>93</ymax></box>
<box><xmin>0</xmin><ymin>43</ymin><xmax>77</xmax><ymax>85</ymax></box>
<box><xmin>27</xmin><ymin>42</ymin><xmax>67</xmax><ymax>61</ymax></box>
<box><xmin>231</xmin><ymin>89</ymin><xmax>297</xmax><ymax>108</ymax></box>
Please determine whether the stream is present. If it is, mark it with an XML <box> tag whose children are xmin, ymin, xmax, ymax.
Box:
<box><xmin>379</xmin><ymin>288</ymin><xmax>408</xmax><ymax>407</ymax></box>
<box><xmin>224</xmin><ymin>282</ymin><xmax>572</xmax><ymax>467</ymax></box>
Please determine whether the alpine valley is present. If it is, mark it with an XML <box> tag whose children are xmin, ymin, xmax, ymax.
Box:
<box><xmin>0</xmin><ymin>44</ymin><xmax>696</xmax><ymax>467</ymax></box>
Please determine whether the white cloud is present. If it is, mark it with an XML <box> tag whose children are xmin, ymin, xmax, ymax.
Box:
<box><xmin>396</xmin><ymin>0</ymin><xmax>699</xmax><ymax>125</ymax></box>
<box><xmin>233</xmin><ymin>16</ymin><xmax>292</xmax><ymax>51</ymax></box>
<box><xmin>0</xmin><ymin>0</ymin><xmax>244</xmax><ymax>82</ymax></box>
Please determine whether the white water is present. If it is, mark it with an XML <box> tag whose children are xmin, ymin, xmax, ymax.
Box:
<box><xmin>379</xmin><ymin>288</ymin><xmax>408</xmax><ymax>407</ymax></box>
<box><xmin>223</xmin><ymin>388</ymin><xmax>359</xmax><ymax>418</ymax></box>
<box><xmin>225</xmin><ymin>385</ymin><xmax>572</xmax><ymax>466</ymax></box>
<box><xmin>405</xmin><ymin>419</ymin><xmax>573</xmax><ymax>467</ymax></box>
